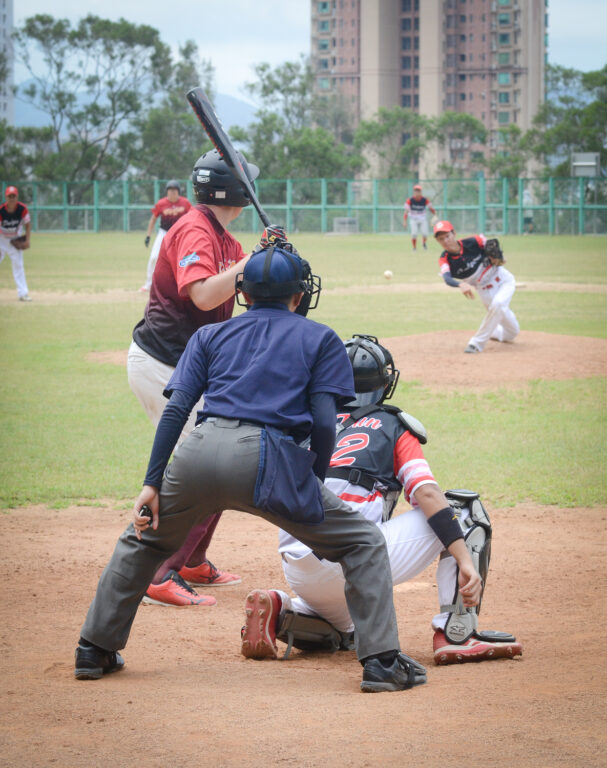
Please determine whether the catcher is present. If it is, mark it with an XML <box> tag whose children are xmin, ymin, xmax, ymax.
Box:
<box><xmin>0</xmin><ymin>186</ymin><xmax>32</xmax><ymax>301</ymax></box>
<box><xmin>241</xmin><ymin>335</ymin><xmax>522</xmax><ymax>666</ymax></box>
<box><xmin>433</xmin><ymin>220</ymin><xmax>519</xmax><ymax>353</ymax></box>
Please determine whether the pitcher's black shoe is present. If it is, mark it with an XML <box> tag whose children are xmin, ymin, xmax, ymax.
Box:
<box><xmin>74</xmin><ymin>644</ymin><xmax>125</xmax><ymax>680</ymax></box>
<box><xmin>361</xmin><ymin>652</ymin><xmax>427</xmax><ymax>693</ymax></box>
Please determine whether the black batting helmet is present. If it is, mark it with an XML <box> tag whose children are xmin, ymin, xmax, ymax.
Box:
<box><xmin>165</xmin><ymin>179</ymin><xmax>181</xmax><ymax>193</ymax></box>
<box><xmin>235</xmin><ymin>245</ymin><xmax>321</xmax><ymax>316</ymax></box>
<box><xmin>192</xmin><ymin>148</ymin><xmax>259</xmax><ymax>207</ymax></box>
<box><xmin>344</xmin><ymin>334</ymin><xmax>400</xmax><ymax>407</ymax></box>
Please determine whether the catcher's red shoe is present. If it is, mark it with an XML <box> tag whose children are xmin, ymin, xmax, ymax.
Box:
<box><xmin>433</xmin><ymin>630</ymin><xmax>522</xmax><ymax>665</ymax></box>
<box><xmin>241</xmin><ymin>589</ymin><xmax>281</xmax><ymax>660</ymax></box>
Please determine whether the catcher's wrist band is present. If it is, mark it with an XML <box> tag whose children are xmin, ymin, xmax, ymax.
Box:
<box><xmin>427</xmin><ymin>506</ymin><xmax>464</xmax><ymax>549</ymax></box>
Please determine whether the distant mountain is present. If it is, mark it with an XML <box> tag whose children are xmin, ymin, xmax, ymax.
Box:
<box><xmin>215</xmin><ymin>93</ymin><xmax>257</xmax><ymax>130</ymax></box>
<box><xmin>12</xmin><ymin>84</ymin><xmax>257</xmax><ymax>132</ymax></box>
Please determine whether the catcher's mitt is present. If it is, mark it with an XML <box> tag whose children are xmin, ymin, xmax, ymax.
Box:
<box><xmin>10</xmin><ymin>236</ymin><xmax>28</xmax><ymax>250</ymax></box>
<box><xmin>484</xmin><ymin>238</ymin><xmax>504</xmax><ymax>266</ymax></box>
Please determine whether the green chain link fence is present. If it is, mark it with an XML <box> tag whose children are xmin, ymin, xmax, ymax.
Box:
<box><xmin>3</xmin><ymin>177</ymin><xmax>606</xmax><ymax>235</ymax></box>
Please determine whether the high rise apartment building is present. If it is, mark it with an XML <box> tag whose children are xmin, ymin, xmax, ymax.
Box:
<box><xmin>1</xmin><ymin>0</ymin><xmax>15</xmax><ymax>125</ymax></box>
<box><xmin>311</xmin><ymin>0</ymin><xmax>547</xmax><ymax>174</ymax></box>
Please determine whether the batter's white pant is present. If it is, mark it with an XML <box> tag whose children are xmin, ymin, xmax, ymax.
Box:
<box><xmin>409</xmin><ymin>218</ymin><xmax>429</xmax><ymax>237</ymax></box>
<box><xmin>127</xmin><ymin>340</ymin><xmax>203</xmax><ymax>440</ymax></box>
<box><xmin>281</xmin><ymin>505</ymin><xmax>470</xmax><ymax>633</ymax></box>
<box><xmin>0</xmin><ymin>234</ymin><xmax>29</xmax><ymax>298</ymax></box>
<box><xmin>469</xmin><ymin>267</ymin><xmax>519</xmax><ymax>351</ymax></box>
<box><xmin>143</xmin><ymin>228</ymin><xmax>167</xmax><ymax>290</ymax></box>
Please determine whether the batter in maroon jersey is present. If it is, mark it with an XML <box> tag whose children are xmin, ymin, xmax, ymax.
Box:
<box><xmin>127</xmin><ymin>149</ymin><xmax>261</xmax><ymax>607</ymax></box>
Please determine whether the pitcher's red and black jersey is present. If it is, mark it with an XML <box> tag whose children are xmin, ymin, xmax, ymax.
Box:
<box><xmin>0</xmin><ymin>202</ymin><xmax>30</xmax><ymax>237</ymax></box>
<box><xmin>438</xmin><ymin>235</ymin><xmax>493</xmax><ymax>281</ymax></box>
<box><xmin>330</xmin><ymin>406</ymin><xmax>436</xmax><ymax>504</ymax></box>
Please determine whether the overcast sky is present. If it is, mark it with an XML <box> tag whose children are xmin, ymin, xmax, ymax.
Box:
<box><xmin>14</xmin><ymin>0</ymin><xmax>607</xmax><ymax>102</ymax></box>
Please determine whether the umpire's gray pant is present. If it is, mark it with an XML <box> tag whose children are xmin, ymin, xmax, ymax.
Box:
<box><xmin>80</xmin><ymin>419</ymin><xmax>400</xmax><ymax>661</ymax></box>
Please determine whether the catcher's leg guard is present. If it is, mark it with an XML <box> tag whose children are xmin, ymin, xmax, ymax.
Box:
<box><xmin>441</xmin><ymin>489</ymin><xmax>493</xmax><ymax>644</ymax></box>
<box><xmin>276</xmin><ymin>610</ymin><xmax>355</xmax><ymax>660</ymax></box>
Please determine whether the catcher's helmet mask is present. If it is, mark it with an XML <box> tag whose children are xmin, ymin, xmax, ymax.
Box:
<box><xmin>235</xmin><ymin>245</ymin><xmax>321</xmax><ymax>316</ymax></box>
<box><xmin>192</xmin><ymin>148</ymin><xmax>259</xmax><ymax>207</ymax></box>
<box><xmin>345</xmin><ymin>334</ymin><xmax>400</xmax><ymax>407</ymax></box>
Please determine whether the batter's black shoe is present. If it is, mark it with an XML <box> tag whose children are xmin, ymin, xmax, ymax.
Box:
<box><xmin>74</xmin><ymin>644</ymin><xmax>125</xmax><ymax>680</ymax></box>
<box><xmin>360</xmin><ymin>652</ymin><xmax>427</xmax><ymax>693</ymax></box>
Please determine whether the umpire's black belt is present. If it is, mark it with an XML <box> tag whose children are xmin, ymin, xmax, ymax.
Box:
<box><xmin>325</xmin><ymin>466</ymin><xmax>376</xmax><ymax>492</ymax></box>
<box><xmin>202</xmin><ymin>417</ymin><xmax>290</xmax><ymax>435</ymax></box>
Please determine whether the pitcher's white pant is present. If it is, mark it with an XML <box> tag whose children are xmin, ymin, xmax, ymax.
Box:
<box><xmin>281</xmin><ymin>505</ymin><xmax>470</xmax><ymax>633</ymax></box>
<box><xmin>469</xmin><ymin>267</ymin><xmax>519</xmax><ymax>351</ymax></box>
<box><xmin>143</xmin><ymin>228</ymin><xmax>167</xmax><ymax>290</ymax></box>
<box><xmin>127</xmin><ymin>340</ymin><xmax>203</xmax><ymax>441</ymax></box>
<box><xmin>0</xmin><ymin>234</ymin><xmax>29</xmax><ymax>298</ymax></box>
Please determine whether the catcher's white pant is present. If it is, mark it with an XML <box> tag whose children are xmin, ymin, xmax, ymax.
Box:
<box><xmin>127</xmin><ymin>340</ymin><xmax>203</xmax><ymax>440</ymax></box>
<box><xmin>143</xmin><ymin>228</ymin><xmax>167</xmax><ymax>290</ymax></box>
<box><xmin>468</xmin><ymin>267</ymin><xmax>519</xmax><ymax>351</ymax></box>
<box><xmin>409</xmin><ymin>217</ymin><xmax>429</xmax><ymax>237</ymax></box>
<box><xmin>0</xmin><ymin>234</ymin><xmax>29</xmax><ymax>298</ymax></box>
<box><xmin>281</xmin><ymin>500</ymin><xmax>470</xmax><ymax>633</ymax></box>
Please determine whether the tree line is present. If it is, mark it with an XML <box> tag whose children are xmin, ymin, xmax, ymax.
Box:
<box><xmin>1</xmin><ymin>14</ymin><xmax>605</xmax><ymax>183</ymax></box>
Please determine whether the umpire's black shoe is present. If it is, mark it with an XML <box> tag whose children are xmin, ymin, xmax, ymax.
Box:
<box><xmin>360</xmin><ymin>652</ymin><xmax>427</xmax><ymax>693</ymax></box>
<box><xmin>74</xmin><ymin>644</ymin><xmax>125</xmax><ymax>680</ymax></box>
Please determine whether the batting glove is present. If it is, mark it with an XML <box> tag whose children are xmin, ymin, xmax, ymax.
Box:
<box><xmin>144</xmin><ymin>235</ymin><xmax>150</xmax><ymax>247</ymax></box>
<box><xmin>260</xmin><ymin>224</ymin><xmax>287</xmax><ymax>248</ymax></box>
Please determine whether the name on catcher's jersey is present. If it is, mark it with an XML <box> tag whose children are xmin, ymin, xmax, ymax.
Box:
<box><xmin>0</xmin><ymin>202</ymin><xmax>30</xmax><ymax>237</ymax></box>
<box><xmin>439</xmin><ymin>235</ymin><xmax>498</xmax><ymax>286</ymax></box>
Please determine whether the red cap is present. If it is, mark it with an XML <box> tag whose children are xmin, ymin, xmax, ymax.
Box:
<box><xmin>413</xmin><ymin>184</ymin><xmax>422</xmax><ymax>191</ymax></box>
<box><xmin>433</xmin><ymin>220</ymin><xmax>455</xmax><ymax>237</ymax></box>
<box><xmin>5</xmin><ymin>186</ymin><xmax>18</xmax><ymax>197</ymax></box>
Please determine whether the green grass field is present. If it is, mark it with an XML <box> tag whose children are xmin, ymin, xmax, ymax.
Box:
<box><xmin>1</xmin><ymin>231</ymin><xmax>606</xmax><ymax>510</ymax></box>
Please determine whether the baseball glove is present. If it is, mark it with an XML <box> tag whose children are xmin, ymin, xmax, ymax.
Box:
<box><xmin>485</xmin><ymin>238</ymin><xmax>504</xmax><ymax>266</ymax></box>
<box><xmin>10</xmin><ymin>236</ymin><xmax>28</xmax><ymax>250</ymax></box>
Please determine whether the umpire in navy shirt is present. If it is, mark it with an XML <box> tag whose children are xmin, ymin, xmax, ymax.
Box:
<box><xmin>75</xmin><ymin>245</ymin><xmax>427</xmax><ymax>692</ymax></box>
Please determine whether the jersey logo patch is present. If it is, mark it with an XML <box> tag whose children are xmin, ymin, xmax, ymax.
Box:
<box><xmin>179</xmin><ymin>252</ymin><xmax>200</xmax><ymax>267</ymax></box>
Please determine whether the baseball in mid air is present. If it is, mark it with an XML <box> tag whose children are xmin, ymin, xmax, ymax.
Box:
<box><xmin>384</xmin><ymin>270</ymin><xmax>393</xmax><ymax>280</ymax></box>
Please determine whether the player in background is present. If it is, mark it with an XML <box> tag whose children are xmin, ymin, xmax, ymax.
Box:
<box><xmin>127</xmin><ymin>149</ymin><xmax>264</xmax><ymax>607</ymax></box>
<box><xmin>241</xmin><ymin>335</ymin><xmax>522</xmax><ymax>666</ymax></box>
<box><xmin>0</xmin><ymin>186</ymin><xmax>32</xmax><ymax>301</ymax></box>
<box><xmin>140</xmin><ymin>180</ymin><xmax>192</xmax><ymax>292</ymax></box>
<box><xmin>402</xmin><ymin>184</ymin><xmax>436</xmax><ymax>252</ymax></box>
<box><xmin>75</xmin><ymin>247</ymin><xmax>429</xmax><ymax>694</ymax></box>
<box><xmin>434</xmin><ymin>220</ymin><xmax>520</xmax><ymax>354</ymax></box>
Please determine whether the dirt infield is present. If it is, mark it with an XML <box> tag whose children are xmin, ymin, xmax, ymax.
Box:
<box><xmin>87</xmin><ymin>329</ymin><xmax>607</xmax><ymax>393</ymax></box>
<box><xmin>0</xmin><ymin>503</ymin><xmax>605</xmax><ymax>768</ymax></box>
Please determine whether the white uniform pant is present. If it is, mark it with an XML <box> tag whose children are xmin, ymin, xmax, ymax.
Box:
<box><xmin>409</xmin><ymin>218</ymin><xmax>429</xmax><ymax>237</ymax></box>
<box><xmin>143</xmin><ymin>228</ymin><xmax>167</xmax><ymax>290</ymax></box>
<box><xmin>281</xmin><ymin>505</ymin><xmax>470</xmax><ymax>633</ymax></box>
<box><xmin>0</xmin><ymin>234</ymin><xmax>29</xmax><ymax>298</ymax></box>
<box><xmin>469</xmin><ymin>268</ymin><xmax>519</xmax><ymax>351</ymax></box>
<box><xmin>127</xmin><ymin>340</ymin><xmax>203</xmax><ymax>440</ymax></box>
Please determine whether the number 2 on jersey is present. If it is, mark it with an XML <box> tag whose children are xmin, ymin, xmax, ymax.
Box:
<box><xmin>330</xmin><ymin>433</ymin><xmax>370</xmax><ymax>466</ymax></box>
